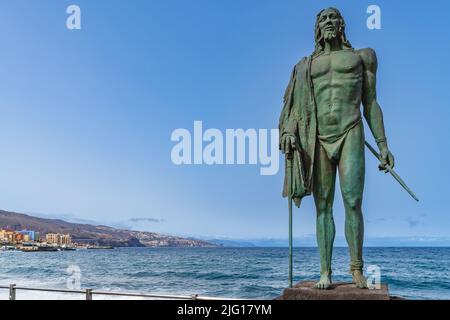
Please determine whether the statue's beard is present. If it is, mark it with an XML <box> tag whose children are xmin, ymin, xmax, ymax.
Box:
<box><xmin>323</xmin><ymin>30</ymin><xmax>338</xmax><ymax>42</ymax></box>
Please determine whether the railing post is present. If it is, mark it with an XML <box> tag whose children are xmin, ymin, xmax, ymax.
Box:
<box><xmin>9</xmin><ymin>284</ymin><xmax>16</xmax><ymax>300</ymax></box>
<box><xmin>85</xmin><ymin>289</ymin><xmax>93</xmax><ymax>300</ymax></box>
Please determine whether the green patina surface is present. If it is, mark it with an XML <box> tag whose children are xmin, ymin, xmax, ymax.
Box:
<box><xmin>279</xmin><ymin>7</ymin><xmax>394</xmax><ymax>289</ymax></box>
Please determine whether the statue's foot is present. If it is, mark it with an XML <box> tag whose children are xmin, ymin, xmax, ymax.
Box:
<box><xmin>314</xmin><ymin>273</ymin><xmax>332</xmax><ymax>290</ymax></box>
<box><xmin>352</xmin><ymin>270</ymin><xmax>368</xmax><ymax>289</ymax></box>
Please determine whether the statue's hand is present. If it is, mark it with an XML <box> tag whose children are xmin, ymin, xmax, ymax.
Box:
<box><xmin>280</xmin><ymin>133</ymin><xmax>297</xmax><ymax>158</ymax></box>
<box><xmin>379</xmin><ymin>144</ymin><xmax>395</xmax><ymax>172</ymax></box>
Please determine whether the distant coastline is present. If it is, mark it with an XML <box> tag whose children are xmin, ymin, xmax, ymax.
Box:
<box><xmin>0</xmin><ymin>210</ymin><xmax>219</xmax><ymax>248</ymax></box>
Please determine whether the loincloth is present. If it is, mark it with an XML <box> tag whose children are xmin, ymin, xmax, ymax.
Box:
<box><xmin>317</xmin><ymin>118</ymin><xmax>362</xmax><ymax>162</ymax></box>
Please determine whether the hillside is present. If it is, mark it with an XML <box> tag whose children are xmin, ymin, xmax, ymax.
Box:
<box><xmin>0</xmin><ymin>210</ymin><xmax>218</xmax><ymax>248</ymax></box>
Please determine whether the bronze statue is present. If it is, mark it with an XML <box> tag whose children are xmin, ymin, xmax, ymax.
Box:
<box><xmin>279</xmin><ymin>7</ymin><xmax>395</xmax><ymax>289</ymax></box>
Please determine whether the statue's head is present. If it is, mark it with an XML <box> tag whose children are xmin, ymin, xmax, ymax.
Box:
<box><xmin>314</xmin><ymin>7</ymin><xmax>352</xmax><ymax>55</ymax></box>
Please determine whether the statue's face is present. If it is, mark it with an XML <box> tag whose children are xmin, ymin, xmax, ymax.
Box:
<box><xmin>318</xmin><ymin>9</ymin><xmax>341</xmax><ymax>42</ymax></box>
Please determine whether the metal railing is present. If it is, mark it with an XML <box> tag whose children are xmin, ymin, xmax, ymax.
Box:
<box><xmin>0</xmin><ymin>284</ymin><xmax>239</xmax><ymax>300</ymax></box>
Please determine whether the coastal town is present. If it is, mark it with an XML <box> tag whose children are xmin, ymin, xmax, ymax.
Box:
<box><xmin>0</xmin><ymin>210</ymin><xmax>219</xmax><ymax>248</ymax></box>
<box><xmin>0</xmin><ymin>228</ymin><xmax>112</xmax><ymax>251</ymax></box>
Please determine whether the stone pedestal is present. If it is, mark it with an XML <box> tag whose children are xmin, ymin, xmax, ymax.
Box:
<box><xmin>281</xmin><ymin>281</ymin><xmax>390</xmax><ymax>300</ymax></box>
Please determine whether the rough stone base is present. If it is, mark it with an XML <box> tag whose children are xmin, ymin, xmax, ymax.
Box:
<box><xmin>281</xmin><ymin>281</ymin><xmax>390</xmax><ymax>300</ymax></box>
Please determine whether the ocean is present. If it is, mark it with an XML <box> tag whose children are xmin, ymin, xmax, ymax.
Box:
<box><xmin>0</xmin><ymin>247</ymin><xmax>449</xmax><ymax>300</ymax></box>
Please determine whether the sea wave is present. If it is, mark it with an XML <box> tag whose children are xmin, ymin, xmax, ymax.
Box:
<box><xmin>1</xmin><ymin>247</ymin><xmax>449</xmax><ymax>300</ymax></box>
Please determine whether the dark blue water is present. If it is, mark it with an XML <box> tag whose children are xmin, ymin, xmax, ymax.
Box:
<box><xmin>0</xmin><ymin>247</ymin><xmax>449</xmax><ymax>300</ymax></box>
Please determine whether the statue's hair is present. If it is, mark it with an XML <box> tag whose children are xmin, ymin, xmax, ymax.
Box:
<box><xmin>313</xmin><ymin>7</ymin><xmax>352</xmax><ymax>56</ymax></box>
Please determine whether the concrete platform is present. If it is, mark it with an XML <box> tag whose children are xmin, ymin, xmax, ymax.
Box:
<box><xmin>281</xmin><ymin>281</ymin><xmax>390</xmax><ymax>300</ymax></box>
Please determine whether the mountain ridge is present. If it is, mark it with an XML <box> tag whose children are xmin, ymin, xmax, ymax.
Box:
<box><xmin>0</xmin><ymin>209</ymin><xmax>218</xmax><ymax>248</ymax></box>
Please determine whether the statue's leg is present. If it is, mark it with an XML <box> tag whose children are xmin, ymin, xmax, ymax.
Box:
<box><xmin>338</xmin><ymin>123</ymin><xmax>367</xmax><ymax>288</ymax></box>
<box><xmin>313</xmin><ymin>141</ymin><xmax>337</xmax><ymax>290</ymax></box>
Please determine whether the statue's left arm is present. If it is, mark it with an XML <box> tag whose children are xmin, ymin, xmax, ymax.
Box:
<box><xmin>359</xmin><ymin>48</ymin><xmax>395</xmax><ymax>170</ymax></box>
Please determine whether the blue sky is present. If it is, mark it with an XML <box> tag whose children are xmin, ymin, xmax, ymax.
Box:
<box><xmin>0</xmin><ymin>0</ymin><xmax>449</xmax><ymax>243</ymax></box>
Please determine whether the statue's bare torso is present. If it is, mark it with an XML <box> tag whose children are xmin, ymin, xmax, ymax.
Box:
<box><xmin>311</xmin><ymin>48</ymin><xmax>363</xmax><ymax>136</ymax></box>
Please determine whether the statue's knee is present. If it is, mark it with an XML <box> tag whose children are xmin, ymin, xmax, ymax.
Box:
<box><xmin>316</xmin><ymin>200</ymin><xmax>333</xmax><ymax>216</ymax></box>
<box><xmin>343</xmin><ymin>193</ymin><xmax>362</xmax><ymax>212</ymax></box>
